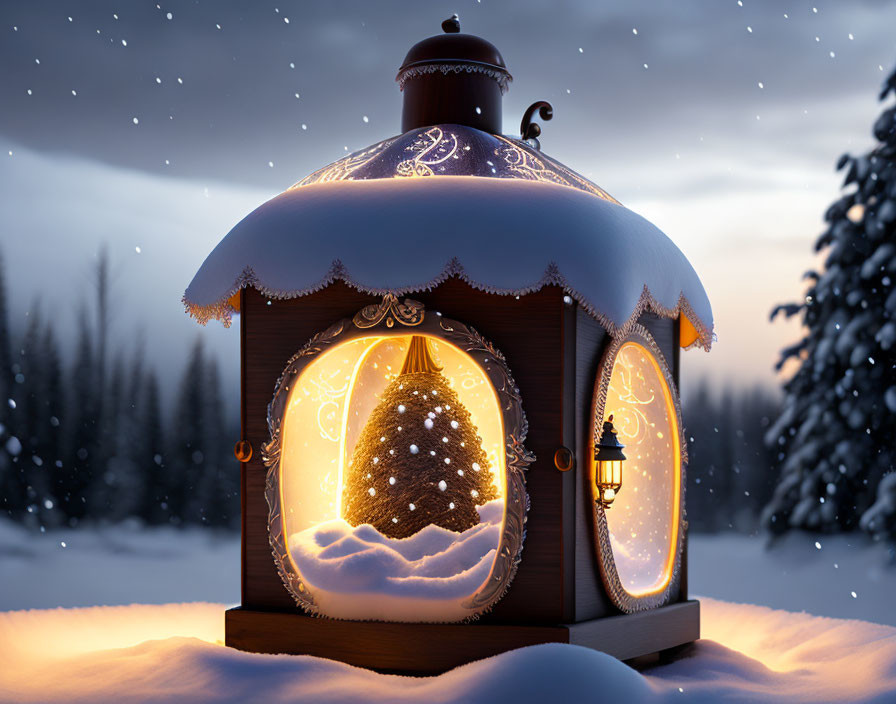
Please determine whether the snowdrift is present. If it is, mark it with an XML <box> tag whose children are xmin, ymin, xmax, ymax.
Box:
<box><xmin>2</xmin><ymin>598</ymin><xmax>895</xmax><ymax>703</ymax></box>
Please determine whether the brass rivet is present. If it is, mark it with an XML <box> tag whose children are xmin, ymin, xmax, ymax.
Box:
<box><xmin>553</xmin><ymin>446</ymin><xmax>574</xmax><ymax>472</ymax></box>
<box><xmin>234</xmin><ymin>439</ymin><xmax>253</xmax><ymax>463</ymax></box>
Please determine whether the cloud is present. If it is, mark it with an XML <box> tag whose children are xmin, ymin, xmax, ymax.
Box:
<box><xmin>0</xmin><ymin>137</ymin><xmax>265</xmax><ymax>404</ymax></box>
<box><xmin>1</xmin><ymin>1</ymin><xmax>894</xmax><ymax>390</ymax></box>
<box><xmin>1</xmin><ymin>1</ymin><xmax>893</xmax><ymax>190</ymax></box>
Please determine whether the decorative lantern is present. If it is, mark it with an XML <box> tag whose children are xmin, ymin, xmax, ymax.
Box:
<box><xmin>184</xmin><ymin>17</ymin><xmax>713</xmax><ymax>674</ymax></box>
<box><xmin>594</xmin><ymin>415</ymin><xmax>625</xmax><ymax>507</ymax></box>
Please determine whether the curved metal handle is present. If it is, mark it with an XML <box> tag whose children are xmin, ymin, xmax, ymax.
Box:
<box><xmin>520</xmin><ymin>101</ymin><xmax>554</xmax><ymax>144</ymax></box>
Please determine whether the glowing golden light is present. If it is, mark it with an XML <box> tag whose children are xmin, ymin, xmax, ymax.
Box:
<box><xmin>278</xmin><ymin>334</ymin><xmax>506</xmax><ymax>538</ymax></box>
<box><xmin>396</xmin><ymin>127</ymin><xmax>460</xmax><ymax>177</ymax></box>
<box><xmin>680</xmin><ymin>315</ymin><xmax>700</xmax><ymax>348</ymax></box>
<box><xmin>290</xmin><ymin>126</ymin><xmax>619</xmax><ymax>202</ymax></box>
<box><xmin>846</xmin><ymin>203</ymin><xmax>865</xmax><ymax>223</ymax></box>
<box><xmin>594</xmin><ymin>341</ymin><xmax>681</xmax><ymax>597</ymax></box>
<box><xmin>594</xmin><ymin>415</ymin><xmax>626</xmax><ymax>507</ymax></box>
<box><xmin>596</xmin><ymin>459</ymin><xmax>623</xmax><ymax>505</ymax></box>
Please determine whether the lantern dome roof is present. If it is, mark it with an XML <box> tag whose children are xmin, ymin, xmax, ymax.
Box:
<box><xmin>290</xmin><ymin>125</ymin><xmax>618</xmax><ymax>203</ymax></box>
<box><xmin>184</xmin><ymin>157</ymin><xmax>714</xmax><ymax>350</ymax></box>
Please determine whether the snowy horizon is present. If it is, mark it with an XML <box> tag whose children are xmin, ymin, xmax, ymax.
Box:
<box><xmin>2</xmin><ymin>1</ymin><xmax>896</xmax><ymax>398</ymax></box>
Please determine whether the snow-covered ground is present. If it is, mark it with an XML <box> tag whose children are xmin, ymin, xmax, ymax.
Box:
<box><xmin>1</xmin><ymin>598</ymin><xmax>895</xmax><ymax>702</ymax></box>
<box><xmin>0</xmin><ymin>520</ymin><xmax>240</xmax><ymax>610</ymax></box>
<box><xmin>690</xmin><ymin>531</ymin><xmax>896</xmax><ymax>627</ymax></box>
<box><xmin>2</xmin><ymin>521</ymin><xmax>896</xmax><ymax>702</ymax></box>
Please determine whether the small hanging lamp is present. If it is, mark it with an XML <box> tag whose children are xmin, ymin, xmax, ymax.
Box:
<box><xmin>594</xmin><ymin>415</ymin><xmax>626</xmax><ymax>507</ymax></box>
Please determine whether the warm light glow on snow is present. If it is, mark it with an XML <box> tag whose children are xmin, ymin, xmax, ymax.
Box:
<box><xmin>2</xmin><ymin>599</ymin><xmax>894</xmax><ymax>702</ymax></box>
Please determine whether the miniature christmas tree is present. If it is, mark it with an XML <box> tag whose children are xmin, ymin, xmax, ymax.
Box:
<box><xmin>342</xmin><ymin>336</ymin><xmax>497</xmax><ymax>538</ymax></box>
<box><xmin>763</xmin><ymin>64</ymin><xmax>896</xmax><ymax>535</ymax></box>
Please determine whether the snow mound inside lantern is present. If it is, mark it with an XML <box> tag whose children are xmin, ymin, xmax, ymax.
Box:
<box><xmin>276</xmin><ymin>334</ymin><xmax>507</xmax><ymax>622</ymax></box>
<box><xmin>288</xmin><ymin>499</ymin><xmax>503</xmax><ymax>622</ymax></box>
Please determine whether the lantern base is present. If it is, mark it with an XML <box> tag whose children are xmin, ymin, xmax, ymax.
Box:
<box><xmin>224</xmin><ymin>600</ymin><xmax>699</xmax><ymax>675</ymax></box>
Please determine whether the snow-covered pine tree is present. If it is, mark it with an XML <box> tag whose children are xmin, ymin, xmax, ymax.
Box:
<box><xmin>107</xmin><ymin>345</ymin><xmax>149</xmax><ymax>522</ymax></box>
<box><xmin>169</xmin><ymin>337</ymin><xmax>208</xmax><ymax>525</ymax></box>
<box><xmin>62</xmin><ymin>308</ymin><xmax>98</xmax><ymax>523</ymax></box>
<box><xmin>6</xmin><ymin>304</ymin><xmax>45</xmax><ymax>523</ymax></box>
<box><xmin>764</xmin><ymin>65</ymin><xmax>896</xmax><ymax>535</ymax></box>
<box><xmin>97</xmin><ymin>353</ymin><xmax>144</xmax><ymax>522</ymax></box>
<box><xmin>37</xmin><ymin>321</ymin><xmax>64</xmax><ymax>528</ymax></box>
<box><xmin>0</xmin><ymin>248</ymin><xmax>14</xmax><ymax>485</ymax></box>
<box><xmin>342</xmin><ymin>336</ymin><xmax>497</xmax><ymax>539</ymax></box>
<box><xmin>0</xmin><ymin>250</ymin><xmax>23</xmax><ymax>520</ymax></box>
<box><xmin>137</xmin><ymin>371</ymin><xmax>168</xmax><ymax>525</ymax></box>
<box><xmin>196</xmin><ymin>356</ymin><xmax>240</xmax><ymax>528</ymax></box>
<box><xmin>686</xmin><ymin>383</ymin><xmax>779</xmax><ymax>533</ymax></box>
<box><xmin>861</xmin><ymin>472</ymin><xmax>896</xmax><ymax>542</ymax></box>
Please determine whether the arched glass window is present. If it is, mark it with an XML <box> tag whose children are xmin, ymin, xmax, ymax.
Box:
<box><xmin>265</xmin><ymin>301</ymin><xmax>531</xmax><ymax>622</ymax></box>
<box><xmin>590</xmin><ymin>327</ymin><xmax>685</xmax><ymax>612</ymax></box>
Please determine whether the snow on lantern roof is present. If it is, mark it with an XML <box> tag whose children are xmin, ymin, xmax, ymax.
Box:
<box><xmin>184</xmin><ymin>171</ymin><xmax>714</xmax><ymax>350</ymax></box>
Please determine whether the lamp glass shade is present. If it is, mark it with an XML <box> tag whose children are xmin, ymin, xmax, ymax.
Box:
<box><xmin>596</xmin><ymin>459</ymin><xmax>623</xmax><ymax>505</ymax></box>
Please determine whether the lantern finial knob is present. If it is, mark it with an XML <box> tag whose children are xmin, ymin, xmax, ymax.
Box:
<box><xmin>442</xmin><ymin>15</ymin><xmax>460</xmax><ymax>33</ymax></box>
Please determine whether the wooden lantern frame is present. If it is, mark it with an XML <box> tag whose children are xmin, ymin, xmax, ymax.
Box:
<box><xmin>262</xmin><ymin>295</ymin><xmax>534</xmax><ymax>621</ymax></box>
<box><xmin>589</xmin><ymin>326</ymin><xmax>686</xmax><ymax>613</ymax></box>
<box><xmin>224</xmin><ymin>282</ymin><xmax>700</xmax><ymax>672</ymax></box>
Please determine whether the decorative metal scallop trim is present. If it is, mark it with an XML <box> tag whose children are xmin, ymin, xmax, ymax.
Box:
<box><xmin>397</xmin><ymin>62</ymin><xmax>512</xmax><ymax>93</ymax></box>
<box><xmin>588</xmin><ymin>325</ymin><xmax>687</xmax><ymax>613</ymax></box>
<box><xmin>183</xmin><ymin>261</ymin><xmax>714</xmax><ymax>352</ymax></box>
<box><xmin>262</xmin><ymin>298</ymin><xmax>533</xmax><ymax>622</ymax></box>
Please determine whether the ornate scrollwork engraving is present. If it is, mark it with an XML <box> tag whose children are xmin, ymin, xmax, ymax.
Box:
<box><xmin>291</xmin><ymin>137</ymin><xmax>398</xmax><ymax>188</ymax></box>
<box><xmin>285</xmin><ymin>125</ymin><xmax>619</xmax><ymax>205</ymax></box>
<box><xmin>352</xmin><ymin>294</ymin><xmax>425</xmax><ymax>329</ymax></box>
<box><xmin>396</xmin><ymin>127</ymin><xmax>461</xmax><ymax>178</ymax></box>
